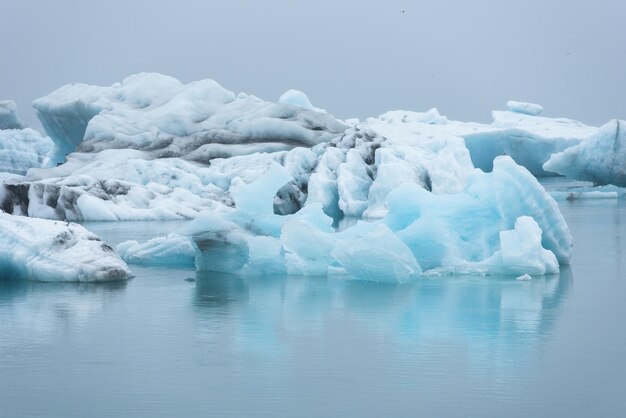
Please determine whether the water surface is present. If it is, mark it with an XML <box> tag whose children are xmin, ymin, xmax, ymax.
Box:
<box><xmin>1</xmin><ymin>198</ymin><xmax>625</xmax><ymax>417</ymax></box>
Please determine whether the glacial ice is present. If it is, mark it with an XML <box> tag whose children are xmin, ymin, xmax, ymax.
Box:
<box><xmin>0</xmin><ymin>100</ymin><xmax>54</xmax><ymax>175</ymax></box>
<box><xmin>33</xmin><ymin>73</ymin><xmax>347</xmax><ymax>165</ymax></box>
<box><xmin>0</xmin><ymin>72</ymin><xmax>605</xmax><ymax>281</ymax></box>
<box><xmin>0</xmin><ymin>72</ymin><xmax>602</xmax><ymax>222</ymax></box>
<box><xmin>544</xmin><ymin>120</ymin><xmax>626</xmax><ymax>186</ymax></box>
<box><xmin>179</xmin><ymin>159</ymin><xmax>568</xmax><ymax>280</ymax></box>
<box><xmin>506</xmin><ymin>100</ymin><xmax>544</xmax><ymax>116</ymax></box>
<box><xmin>0</xmin><ymin>100</ymin><xmax>25</xmax><ymax>130</ymax></box>
<box><xmin>0</xmin><ymin>128</ymin><xmax>53</xmax><ymax>175</ymax></box>
<box><xmin>0</xmin><ymin>212</ymin><xmax>131</xmax><ymax>282</ymax></box>
<box><xmin>116</xmin><ymin>233</ymin><xmax>194</xmax><ymax>266</ymax></box>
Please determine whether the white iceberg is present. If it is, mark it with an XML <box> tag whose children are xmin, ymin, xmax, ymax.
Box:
<box><xmin>1</xmin><ymin>74</ymin><xmax>602</xmax><ymax>222</ymax></box>
<box><xmin>33</xmin><ymin>73</ymin><xmax>347</xmax><ymax>165</ymax></box>
<box><xmin>0</xmin><ymin>128</ymin><xmax>54</xmax><ymax>175</ymax></box>
<box><xmin>0</xmin><ymin>100</ymin><xmax>54</xmax><ymax>175</ymax></box>
<box><xmin>506</xmin><ymin>100</ymin><xmax>544</xmax><ymax>116</ymax></box>
<box><xmin>0</xmin><ymin>100</ymin><xmax>26</xmax><ymax>130</ymax></box>
<box><xmin>116</xmin><ymin>233</ymin><xmax>194</xmax><ymax>266</ymax></box>
<box><xmin>544</xmin><ymin>120</ymin><xmax>626</xmax><ymax>186</ymax></box>
<box><xmin>0</xmin><ymin>212</ymin><xmax>131</xmax><ymax>282</ymax></box>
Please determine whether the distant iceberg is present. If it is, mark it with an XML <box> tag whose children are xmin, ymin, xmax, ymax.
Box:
<box><xmin>0</xmin><ymin>100</ymin><xmax>53</xmax><ymax>175</ymax></box>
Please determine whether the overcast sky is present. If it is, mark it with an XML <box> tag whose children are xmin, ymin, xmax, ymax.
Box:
<box><xmin>1</xmin><ymin>0</ymin><xmax>625</xmax><ymax>128</ymax></box>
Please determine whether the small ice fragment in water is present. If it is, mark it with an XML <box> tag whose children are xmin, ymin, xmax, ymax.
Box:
<box><xmin>516</xmin><ymin>274</ymin><xmax>533</xmax><ymax>281</ymax></box>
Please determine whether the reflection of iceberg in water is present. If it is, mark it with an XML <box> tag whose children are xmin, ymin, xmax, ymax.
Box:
<box><xmin>0</xmin><ymin>280</ymin><xmax>126</xmax><ymax>346</ymax></box>
<box><xmin>193</xmin><ymin>268</ymin><xmax>572</xmax><ymax>369</ymax></box>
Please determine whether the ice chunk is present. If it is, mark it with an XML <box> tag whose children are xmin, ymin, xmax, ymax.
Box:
<box><xmin>0</xmin><ymin>100</ymin><xmax>25</xmax><ymax>130</ymax></box>
<box><xmin>516</xmin><ymin>274</ymin><xmax>533</xmax><ymax>281</ymax></box>
<box><xmin>0</xmin><ymin>212</ymin><xmax>131</xmax><ymax>281</ymax></box>
<box><xmin>478</xmin><ymin>216</ymin><xmax>559</xmax><ymax>276</ymax></box>
<box><xmin>384</xmin><ymin>156</ymin><xmax>571</xmax><ymax>269</ymax></box>
<box><xmin>278</xmin><ymin>89</ymin><xmax>325</xmax><ymax>113</ymax></box>
<box><xmin>544</xmin><ymin>120</ymin><xmax>626</xmax><ymax>186</ymax></box>
<box><xmin>331</xmin><ymin>224</ymin><xmax>421</xmax><ymax>282</ymax></box>
<box><xmin>116</xmin><ymin>233</ymin><xmax>195</xmax><ymax>266</ymax></box>
<box><xmin>0</xmin><ymin>128</ymin><xmax>54</xmax><ymax>174</ymax></box>
<box><xmin>506</xmin><ymin>100</ymin><xmax>544</xmax><ymax>116</ymax></box>
<box><xmin>230</xmin><ymin>163</ymin><xmax>293</xmax><ymax>215</ymax></box>
<box><xmin>188</xmin><ymin>213</ymin><xmax>251</xmax><ymax>272</ymax></box>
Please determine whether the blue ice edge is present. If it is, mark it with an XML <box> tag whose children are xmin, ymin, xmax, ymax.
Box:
<box><xmin>117</xmin><ymin>156</ymin><xmax>572</xmax><ymax>283</ymax></box>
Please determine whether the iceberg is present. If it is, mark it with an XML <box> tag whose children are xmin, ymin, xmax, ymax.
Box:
<box><xmin>0</xmin><ymin>73</ymin><xmax>591</xmax><ymax>281</ymax></box>
<box><xmin>0</xmin><ymin>100</ymin><xmax>54</xmax><ymax>175</ymax></box>
<box><xmin>0</xmin><ymin>73</ymin><xmax>601</xmax><ymax>222</ymax></box>
<box><xmin>544</xmin><ymin>120</ymin><xmax>626</xmax><ymax>186</ymax></box>
<box><xmin>116</xmin><ymin>233</ymin><xmax>195</xmax><ymax>266</ymax></box>
<box><xmin>506</xmin><ymin>100</ymin><xmax>544</xmax><ymax>116</ymax></box>
<box><xmin>0</xmin><ymin>128</ymin><xmax>54</xmax><ymax>175</ymax></box>
<box><xmin>0</xmin><ymin>212</ymin><xmax>131</xmax><ymax>282</ymax></box>
<box><xmin>0</xmin><ymin>100</ymin><xmax>26</xmax><ymax>130</ymax></box>
<box><xmin>33</xmin><ymin>73</ymin><xmax>347</xmax><ymax>165</ymax></box>
<box><xmin>183</xmin><ymin>158</ymin><xmax>569</xmax><ymax>280</ymax></box>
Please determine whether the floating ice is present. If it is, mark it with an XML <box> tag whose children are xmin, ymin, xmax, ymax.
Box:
<box><xmin>116</xmin><ymin>233</ymin><xmax>195</xmax><ymax>266</ymax></box>
<box><xmin>544</xmin><ymin>120</ymin><xmax>626</xmax><ymax>186</ymax></box>
<box><xmin>0</xmin><ymin>212</ymin><xmax>131</xmax><ymax>282</ymax></box>
<box><xmin>506</xmin><ymin>100</ymin><xmax>544</xmax><ymax>116</ymax></box>
<box><xmin>184</xmin><ymin>158</ymin><xmax>569</xmax><ymax>280</ymax></box>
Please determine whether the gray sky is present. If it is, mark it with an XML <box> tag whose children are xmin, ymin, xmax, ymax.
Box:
<box><xmin>2</xmin><ymin>0</ymin><xmax>625</xmax><ymax>129</ymax></box>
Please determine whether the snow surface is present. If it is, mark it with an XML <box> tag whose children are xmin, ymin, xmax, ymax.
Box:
<box><xmin>0</xmin><ymin>212</ymin><xmax>131</xmax><ymax>282</ymax></box>
<box><xmin>544</xmin><ymin>120</ymin><xmax>626</xmax><ymax>186</ymax></box>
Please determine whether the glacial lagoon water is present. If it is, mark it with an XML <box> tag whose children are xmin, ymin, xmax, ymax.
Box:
<box><xmin>1</xmin><ymin>195</ymin><xmax>625</xmax><ymax>417</ymax></box>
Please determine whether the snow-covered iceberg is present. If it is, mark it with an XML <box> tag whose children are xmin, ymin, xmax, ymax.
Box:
<box><xmin>544</xmin><ymin>120</ymin><xmax>626</xmax><ymax>186</ymax></box>
<box><xmin>0</xmin><ymin>212</ymin><xmax>131</xmax><ymax>282</ymax></box>
<box><xmin>33</xmin><ymin>73</ymin><xmax>347</xmax><ymax>165</ymax></box>
<box><xmin>0</xmin><ymin>100</ymin><xmax>53</xmax><ymax>175</ymax></box>
<box><xmin>0</xmin><ymin>73</ymin><xmax>601</xmax><ymax>222</ymax></box>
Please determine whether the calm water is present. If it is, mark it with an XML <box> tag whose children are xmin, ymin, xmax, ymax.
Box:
<box><xmin>1</xmin><ymin>198</ymin><xmax>625</xmax><ymax>417</ymax></box>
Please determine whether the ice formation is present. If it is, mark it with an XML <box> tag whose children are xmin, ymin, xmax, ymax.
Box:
<box><xmin>33</xmin><ymin>73</ymin><xmax>346</xmax><ymax>165</ymax></box>
<box><xmin>0</xmin><ymin>212</ymin><xmax>131</xmax><ymax>282</ymax></box>
<box><xmin>0</xmin><ymin>100</ymin><xmax>53</xmax><ymax>175</ymax></box>
<box><xmin>0</xmin><ymin>100</ymin><xmax>25</xmax><ymax>130</ymax></box>
<box><xmin>1</xmin><ymin>72</ymin><xmax>607</xmax><ymax>281</ymax></box>
<box><xmin>116</xmin><ymin>233</ymin><xmax>195</xmax><ymax>266</ymax></box>
<box><xmin>0</xmin><ymin>73</ymin><xmax>601</xmax><ymax>221</ymax></box>
<box><xmin>178</xmin><ymin>159</ymin><xmax>569</xmax><ymax>280</ymax></box>
<box><xmin>544</xmin><ymin>120</ymin><xmax>626</xmax><ymax>186</ymax></box>
<box><xmin>506</xmin><ymin>100</ymin><xmax>544</xmax><ymax>116</ymax></box>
